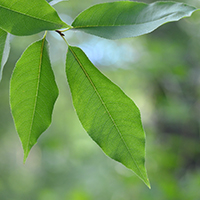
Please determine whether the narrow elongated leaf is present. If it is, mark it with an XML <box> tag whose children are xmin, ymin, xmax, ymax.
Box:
<box><xmin>0</xmin><ymin>28</ymin><xmax>10</xmax><ymax>81</ymax></box>
<box><xmin>0</xmin><ymin>0</ymin><xmax>69</xmax><ymax>36</ymax></box>
<box><xmin>72</xmin><ymin>1</ymin><xmax>196</xmax><ymax>39</ymax></box>
<box><xmin>10</xmin><ymin>36</ymin><xmax>58</xmax><ymax>162</ymax></box>
<box><xmin>66</xmin><ymin>46</ymin><xmax>150</xmax><ymax>188</ymax></box>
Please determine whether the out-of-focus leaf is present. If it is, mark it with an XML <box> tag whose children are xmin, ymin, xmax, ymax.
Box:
<box><xmin>66</xmin><ymin>46</ymin><xmax>150</xmax><ymax>188</ymax></box>
<box><xmin>0</xmin><ymin>28</ymin><xmax>10</xmax><ymax>81</ymax></box>
<box><xmin>48</xmin><ymin>0</ymin><xmax>68</xmax><ymax>6</ymax></box>
<box><xmin>10</xmin><ymin>36</ymin><xmax>58</xmax><ymax>162</ymax></box>
<box><xmin>0</xmin><ymin>0</ymin><xmax>69</xmax><ymax>36</ymax></box>
<box><xmin>71</xmin><ymin>1</ymin><xmax>196</xmax><ymax>39</ymax></box>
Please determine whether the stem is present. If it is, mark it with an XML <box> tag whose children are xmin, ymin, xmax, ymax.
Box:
<box><xmin>61</xmin><ymin>34</ymin><xmax>69</xmax><ymax>46</ymax></box>
<box><xmin>43</xmin><ymin>31</ymin><xmax>47</xmax><ymax>39</ymax></box>
<box><xmin>56</xmin><ymin>30</ymin><xmax>65</xmax><ymax>36</ymax></box>
<box><xmin>60</xmin><ymin>27</ymin><xmax>73</xmax><ymax>32</ymax></box>
<box><xmin>55</xmin><ymin>30</ymin><xmax>69</xmax><ymax>46</ymax></box>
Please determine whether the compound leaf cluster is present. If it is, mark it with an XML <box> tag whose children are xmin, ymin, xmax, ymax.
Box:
<box><xmin>0</xmin><ymin>0</ymin><xmax>197</xmax><ymax>188</ymax></box>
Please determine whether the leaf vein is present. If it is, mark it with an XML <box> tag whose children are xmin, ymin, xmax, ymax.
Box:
<box><xmin>69</xmin><ymin>47</ymin><xmax>145</xmax><ymax>179</ymax></box>
<box><xmin>25</xmin><ymin>36</ymin><xmax>46</xmax><ymax>157</ymax></box>
<box><xmin>0</xmin><ymin>5</ymin><xmax>62</xmax><ymax>28</ymax></box>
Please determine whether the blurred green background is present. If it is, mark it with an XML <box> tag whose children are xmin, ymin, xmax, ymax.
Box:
<box><xmin>0</xmin><ymin>0</ymin><xmax>200</xmax><ymax>199</ymax></box>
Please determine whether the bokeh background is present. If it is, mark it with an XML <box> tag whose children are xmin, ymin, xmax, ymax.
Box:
<box><xmin>0</xmin><ymin>0</ymin><xmax>200</xmax><ymax>199</ymax></box>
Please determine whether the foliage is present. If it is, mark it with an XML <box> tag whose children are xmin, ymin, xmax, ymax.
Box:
<box><xmin>10</xmin><ymin>35</ymin><xmax>58</xmax><ymax>162</ymax></box>
<box><xmin>0</xmin><ymin>0</ymin><xmax>198</xmax><ymax>188</ymax></box>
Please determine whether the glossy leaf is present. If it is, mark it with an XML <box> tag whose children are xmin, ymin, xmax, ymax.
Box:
<box><xmin>72</xmin><ymin>1</ymin><xmax>196</xmax><ymax>39</ymax></box>
<box><xmin>0</xmin><ymin>0</ymin><xmax>69</xmax><ymax>36</ymax></box>
<box><xmin>10</xmin><ymin>36</ymin><xmax>58</xmax><ymax>162</ymax></box>
<box><xmin>0</xmin><ymin>28</ymin><xmax>10</xmax><ymax>81</ymax></box>
<box><xmin>66</xmin><ymin>46</ymin><xmax>150</xmax><ymax>188</ymax></box>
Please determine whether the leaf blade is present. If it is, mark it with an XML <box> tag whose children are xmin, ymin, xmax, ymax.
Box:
<box><xmin>10</xmin><ymin>36</ymin><xmax>58</xmax><ymax>162</ymax></box>
<box><xmin>48</xmin><ymin>0</ymin><xmax>68</xmax><ymax>6</ymax></box>
<box><xmin>66</xmin><ymin>46</ymin><xmax>150</xmax><ymax>188</ymax></box>
<box><xmin>0</xmin><ymin>28</ymin><xmax>10</xmax><ymax>81</ymax></box>
<box><xmin>72</xmin><ymin>1</ymin><xmax>196</xmax><ymax>39</ymax></box>
<box><xmin>0</xmin><ymin>0</ymin><xmax>69</xmax><ymax>36</ymax></box>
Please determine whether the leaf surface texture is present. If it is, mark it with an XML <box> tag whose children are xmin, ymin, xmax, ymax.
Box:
<box><xmin>10</xmin><ymin>37</ymin><xmax>58</xmax><ymax>162</ymax></box>
<box><xmin>66</xmin><ymin>46</ymin><xmax>150</xmax><ymax>187</ymax></box>
<box><xmin>0</xmin><ymin>0</ymin><xmax>68</xmax><ymax>35</ymax></box>
<box><xmin>72</xmin><ymin>1</ymin><xmax>196</xmax><ymax>39</ymax></box>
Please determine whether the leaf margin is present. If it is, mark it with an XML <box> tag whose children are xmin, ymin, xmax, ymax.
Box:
<box><xmin>71</xmin><ymin>1</ymin><xmax>197</xmax><ymax>39</ymax></box>
<box><xmin>10</xmin><ymin>33</ymin><xmax>59</xmax><ymax>162</ymax></box>
<box><xmin>0</xmin><ymin>28</ymin><xmax>10</xmax><ymax>81</ymax></box>
<box><xmin>0</xmin><ymin>0</ymin><xmax>69</xmax><ymax>36</ymax></box>
<box><xmin>66</xmin><ymin>45</ymin><xmax>150</xmax><ymax>188</ymax></box>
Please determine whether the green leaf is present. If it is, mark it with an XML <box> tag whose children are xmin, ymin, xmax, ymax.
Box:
<box><xmin>66</xmin><ymin>46</ymin><xmax>150</xmax><ymax>188</ymax></box>
<box><xmin>0</xmin><ymin>0</ymin><xmax>69</xmax><ymax>36</ymax></box>
<box><xmin>0</xmin><ymin>28</ymin><xmax>10</xmax><ymax>81</ymax></box>
<box><xmin>10</xmin><ymin>35</ymin><xmax>58</xmax><ymax>162</ymax></box>
<box><xmin>71</xmin><ymin>1</ymin><xmax>196</xmax><ymax>39</ymax></box>
<box><xmin>48</xmin><ymin>0</ymin><xmax>68</xmax><ymax>6</ymax></box>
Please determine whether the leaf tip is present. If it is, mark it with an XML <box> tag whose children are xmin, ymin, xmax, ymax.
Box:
<box><xmin>140</xmin><ymin>174</ymin><xmax>151</xmax><ymax>189</ymax></box>
<box><xmin>23</xmin><ymin>150</ymin><xmax>29</xmax><ymax>164</ymax></box>
<box><xmin>146</xmin><ymin>179</ymin><xmax>151</xmax><ymax>189</ymax></box>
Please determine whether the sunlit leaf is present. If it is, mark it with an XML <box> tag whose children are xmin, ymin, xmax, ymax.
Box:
<box><xmin>66</xmin><ymin>46</ymin><xmax>150</xmax><ymax>188</ymax></box>
<box><xmin>10</xmin><ymin>35</ymin><xmax>58</xmax><ymax>162</ymax></box>
<box><xmin>72</xmin><ymin>1</ymin><xmax>196</xmax><ymax>39</ymax></box>
<box><xmin>0</xmin><ymin>28</ymin><xmax>10</xmax><ymax>81</ymax></box>
<box><xmin>0</xmin><ymin>0</ymin><xmax>69</xmax><ymax>36</ymax></box>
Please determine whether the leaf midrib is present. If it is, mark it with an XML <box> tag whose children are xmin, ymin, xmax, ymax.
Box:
<box><xmin>72</xmin><ymin>11</ymin><xmax>189</xmax><ymax>29</ymax></box>
<box><xmin>24</xmin><ymin>38</ymin><xmax>45</xmax><ymax>161</ymax></box>
<box><xmin>0</xmin><ymin>4</ymin><xmax>63</xmax><ymax>27</ymax></box>
<box><xmin>69</xmin><ymin>46</ymin><xmax>145</xmax><ymax>180</ymax></box>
